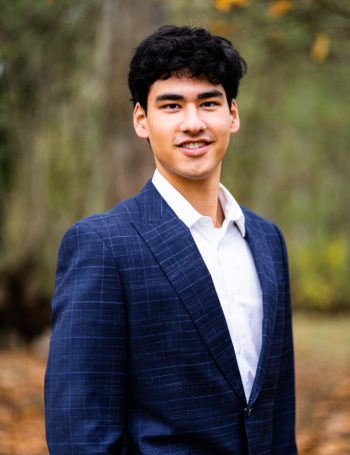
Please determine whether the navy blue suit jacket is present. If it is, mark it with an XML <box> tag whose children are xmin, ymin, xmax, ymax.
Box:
<box><xmin>45</xmin><ymin>180</ymin><xmax>297</xmax><ymax>454</ymax></box>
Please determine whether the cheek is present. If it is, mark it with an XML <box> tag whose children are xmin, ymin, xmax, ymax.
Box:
<box><xmin>215</xmin><ymin>123</ymin><xmax>232</xmax><ymax>142</ymax></box>
<box><xmin>147</xmin><ymin>128</ymin><xmax>172</xmax><ymax>158</ymax></box>
<box><xmin>210</xmin><ymin>116</ymin><xmax>232</xmax><ymax>132</ymax></box>
<box><xmin>148</xmin><ymin>120</ymin><xmax>169</xmax><ymax>138</ymax></box>
<box><xmin>149</xmin><ymin>123</ymin><xmax>175</xmax><ymax>147</ymax></box>
<box><xmin>149</xmin><ymin>130</ymin><xmax>167</xmax><ymax>148</ymax></box>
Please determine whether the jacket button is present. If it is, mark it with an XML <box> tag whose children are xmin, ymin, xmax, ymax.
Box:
<box><xmin>244</xmin><ymin>407</ymin><xmax>253</xmax><ymax>416</ymax></box>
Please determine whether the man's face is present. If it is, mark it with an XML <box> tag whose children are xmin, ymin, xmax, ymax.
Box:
<box><xmin>133</xmin><ymin>76</ymin><xmax>240</xmax><ymax>188</ymax></box>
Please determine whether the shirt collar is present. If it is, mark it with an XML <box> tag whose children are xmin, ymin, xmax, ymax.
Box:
<box><xmin>152</xmin><ymin>169</ymin><xmax>246</xmax><ymax>237</ymax></box>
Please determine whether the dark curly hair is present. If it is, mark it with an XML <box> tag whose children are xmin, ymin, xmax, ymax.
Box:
<box><xmin>128</xmin><ymin>25</ymin><xmax>247</xmax><ymax>111</ymax></box>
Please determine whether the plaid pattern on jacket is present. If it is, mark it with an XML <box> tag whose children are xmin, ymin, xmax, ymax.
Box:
<box><xmin>45</xmin><ymin>180</ymin><xmax>297</xmax><ymax>454</ymax></box>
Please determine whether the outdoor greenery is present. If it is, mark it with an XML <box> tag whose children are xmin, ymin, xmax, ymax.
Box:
<box><xmin>167</xmin><ymin>0</ymin><xmax>350</xmax><ymax>311</ymax></box>
<box><xmin>0</xmin><ymin>0</ymin><xmax>349</xmax><ymax>340</ymax></box>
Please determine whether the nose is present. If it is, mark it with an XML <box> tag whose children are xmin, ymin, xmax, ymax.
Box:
<box><xmin>179</xmin><ymin>105</ymin><xmax>206</xmax><ymax>134</ymax></box>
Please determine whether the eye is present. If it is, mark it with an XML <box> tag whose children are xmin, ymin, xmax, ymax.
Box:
<box><xmin>161</xmin><ymin>103</ymin><xmax>181</xmax><ymax>110</ymax></box>
<box><xmin>201</xmin><ymin>101</ymin><xmax>219</xmax><ymax>108</ymax></box>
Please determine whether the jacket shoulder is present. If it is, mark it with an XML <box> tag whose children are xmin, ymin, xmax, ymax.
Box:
<box><xmin>242</xmin><ymin>206</ymin><xmax>287</xmax><ymax>245</ymax></box>
<box><xmin>60</xmin><ymin>195</ymin><xmax>141</xmax><ymax>250</ymax></box>
<box><xmin>71</xmin><ymin>178</ymin><xmax>156</xmax><ymax>234</ymax></box>
<box><xmin>242</xmin><ymin>206</ymin><xmax>277</xmax><ymax>231</ymax></box>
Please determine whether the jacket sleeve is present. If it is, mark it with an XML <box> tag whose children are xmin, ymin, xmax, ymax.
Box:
<box><xmin>272</xmin><ymin>226</ymin><xmax>298</xmax><ymax>454</ymax></box>
<box><xmin>45</xmin><ymin>221</ymin><xmax>127</xmax><ymax>454</ymax></box>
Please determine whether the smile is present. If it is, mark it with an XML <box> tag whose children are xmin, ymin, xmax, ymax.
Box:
<box><xmin>176</xmin><ymin>140</ymin><xmax>212</xmax><ymax>157</ymax></box>
<box><xmin>180</xmin><ymin>141</ymin><xmax>207</xmax><ymax>149</ymax></box>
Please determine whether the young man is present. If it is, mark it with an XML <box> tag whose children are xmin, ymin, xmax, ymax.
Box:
<box><xmin>45</xmin><ymin>26</ymin><xmax>297</xmax><ymax>454</ymax></box>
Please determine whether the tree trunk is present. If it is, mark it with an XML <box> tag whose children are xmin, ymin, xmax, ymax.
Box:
<box><xmin>96</xmin><ymin>0</ymin><xmax>163</xmax><ymax>206</ymax></box>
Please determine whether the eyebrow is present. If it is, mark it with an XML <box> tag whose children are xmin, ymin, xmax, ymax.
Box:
<box><xmin>198</xmin><ymin>90</ymin><xmax>224</xmax><ymax>100</ymax></box>
<box><xmin>155</xmin><ymin>90</ymin><xmax>224</xmax><ymax>103</ymax></box>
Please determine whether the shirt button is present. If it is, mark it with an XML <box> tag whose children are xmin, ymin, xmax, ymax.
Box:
<box><xmin>244</xmin><ymin>407</ymin><xmax>253</xmax><ymax>417</ymax></box>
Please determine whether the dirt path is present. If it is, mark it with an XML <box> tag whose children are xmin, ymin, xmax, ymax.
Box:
<box><xmin>0</xmin><ymin>350</ymin><xmax>47</xmax><ymax>455</ymax></box>
<box><xmin>295</xmin><ymin>315</ymin><xmax>350</xmax><ymax>454</ymax></box>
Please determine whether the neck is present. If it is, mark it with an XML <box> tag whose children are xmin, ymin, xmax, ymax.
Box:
<box><xmin>158</xmin><ymin>169</ymin><xmax>225</xmax><ymax>228</ymax></box>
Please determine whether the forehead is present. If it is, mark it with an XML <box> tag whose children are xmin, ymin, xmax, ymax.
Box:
<box><xmin>147</xmin><ymin>76</ymin><xmax>225</xmax><ymax>102</ymax></box>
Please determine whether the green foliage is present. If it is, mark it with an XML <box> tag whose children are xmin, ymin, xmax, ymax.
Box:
<box><xmin>0</xmin><ymin>0</ymin><xmax>101</xmax><ymax>207</ymax></box>
<box><xmin>0</xmin><ymin>79</ymin><xmax>12</xmax><ymax>192</ymax></box>
<box><xmin>292</xmin><ymin>237</ymin><xmax>350</xmax><ymax>310</ymax></box>
<box><xmin>167</xmin><ymin>0</ymin><xmax>350</xmax><ymax>311</ymax></box>
<box><xmin>0</xmin><ymin>0</ymin><xmax>349</xmax><ymax>321</ymax></box>
<box><xmin>0</xmin><ymin>0</ymin><xmax>103</xmax><ymax>286</ymax></box>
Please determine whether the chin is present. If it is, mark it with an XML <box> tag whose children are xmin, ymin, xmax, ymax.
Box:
<box><xmin>179</xmin><ymin>171</ymin><xmax>214</xmax><ymax>182</ymax></box>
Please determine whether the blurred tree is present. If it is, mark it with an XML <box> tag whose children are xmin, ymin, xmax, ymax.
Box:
<box><xmin>0</xmin><ymin>0</ymin><xmax>349</xmax><ymax>344</ymax></box>
<box><xmin>0</xmin><ymin>0</ymin><xmax>163</xmax><ymax>343</ymax></box>
<box><xmin>96</xmin><ymin>0</ymin><xmax>161</xmax><ymax>206</ymax></box>
<box><xmin>0</xmin><ymin>0</ymin><xmax>101</xmax><ymax>342</ymax></box>
<box><xmin>166</xmin><ymin>0</ymin><xmax>350</xmax><ymax>311</ymax></box>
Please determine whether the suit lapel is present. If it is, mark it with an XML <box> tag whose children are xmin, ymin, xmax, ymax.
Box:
<box><xmin>132</xmin><ymin>181</ymin><xmax>246</xmax><ymax>403</ymax></box>
<box><xmin>243</xmin><ymin>211</ymin><xmax>278</xmax><ymax>405</ymax></box>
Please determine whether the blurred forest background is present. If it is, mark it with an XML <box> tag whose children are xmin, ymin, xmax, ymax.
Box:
<box><xmin>0</xmin><ymin>0</ymin><xmax>349</xmax><ymax>454</ymax></box>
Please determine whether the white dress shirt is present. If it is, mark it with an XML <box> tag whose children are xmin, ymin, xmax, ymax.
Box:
<box><xmin>152</xmin><ymin>169</ymin><xmax>263</xmax><ymax>401</ymax></box>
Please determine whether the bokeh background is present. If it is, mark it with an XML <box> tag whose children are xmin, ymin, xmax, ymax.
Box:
<box><xmin>0</xmin><ymin>0</ymin><xmax>349</xmax><ymax>453</ymax></box>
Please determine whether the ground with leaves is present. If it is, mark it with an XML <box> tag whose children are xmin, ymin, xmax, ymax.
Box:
<box><xmin>294</xmin><ymin>315</ymin><xmax>350</xmax><ymax>454</ymax></box>
<box><xmin>0</xmin><ymin>314</ymin><xmax>349</xmax><ymax>454</ymax></box>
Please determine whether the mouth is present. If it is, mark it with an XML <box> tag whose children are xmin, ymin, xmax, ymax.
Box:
<box><xmin>176</xmin><ymin>140</ymin><xmax>212</xmax><ymax>155</ymax></box>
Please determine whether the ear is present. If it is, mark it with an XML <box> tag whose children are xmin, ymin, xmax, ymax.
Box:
<box><xmin>229</xmin><ymin>100</ymin><xmax>240</xmax><ymax>134</ymax></box>
<box><xmin>133</xmin><ymin>103</ymin><xmax>149</xmax><ymax>139</ymax></box>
